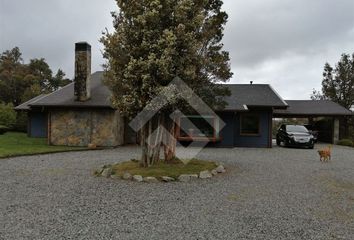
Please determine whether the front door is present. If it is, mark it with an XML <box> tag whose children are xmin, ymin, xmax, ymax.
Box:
<box><xmin>30</xmin><ymin>112</ymin><xmax>48</xmax><ymax>138</ymax></box>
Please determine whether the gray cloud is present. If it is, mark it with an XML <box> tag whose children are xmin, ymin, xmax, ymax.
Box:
<box><xmin>0</xmin><ymin>0</ymin><xmax>117</xmax><ymax>76</ymax></box>
<box><xmin>224</xmin><ymin>0</ymin><xmax>354</xmax><ymax>66</ymax></box>
<box><xmin>222</xmin><ymin>0</ymin><xmax>354</xmax><ymax>99</ymax></box>
<box><xmin>1</xmin><ymin>0</ymin><xmax>353</xmax><ymax>99</ymax></box>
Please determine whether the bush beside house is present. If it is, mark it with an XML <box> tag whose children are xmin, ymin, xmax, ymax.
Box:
<box><xmin>0</xmin><ymin>125</ymin><xmax>8</xmax><ymax>135</ymax></box>
<box><xmin>337</xmin><ymin>139</ymin><xmax>354</xmax><ymax>147</ymax></box>
<box><xmin>0</xmin><ymin>102</ymin><xmax>16</xmax><ymax>134</ymax></box>
<box><xmin>14</xmin><ymin>111</ymin><xmax>28</xmax><ymax>132</ymax></box>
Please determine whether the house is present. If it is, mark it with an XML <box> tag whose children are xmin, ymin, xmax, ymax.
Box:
<box><xmin>15</xmin><ymin>42</ymin><xmax>353</xmax><ymax>148</ymax></box>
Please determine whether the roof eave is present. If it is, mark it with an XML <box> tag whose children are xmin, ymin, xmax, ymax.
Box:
<box><xmin>14</xmin><ymin>107</ymin><xmax>30</xmax><ymax>111</ymax></box>
<box><xmin>28</xmin><ymin>104</ymin><xmax>115</xmax><ymax>110</ymax></box>
<box><xmin>273</xmin><ymin>113</ymin><xmax>353</xmax><ymax>117</ymax></box>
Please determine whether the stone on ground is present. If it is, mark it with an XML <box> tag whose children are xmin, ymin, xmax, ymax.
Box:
<box><xmin>122</xmin><ymin>172</ymin><xmax>132</xmax><ymax>180</ymax></box>
<box><xmin>199</xmin><ymin>170</ymin><xmax>213</xmax><ymax>179</ymax></box>
<box><xmin>144</xmin><ymin>177</ymin><xmax>159</xmax><ymax>183</ymax></box>
<box><xmin>161</xmin><ymin>176</ymin><xmax>175</xmax><ymax>182</ymax></box>
<box><xmin>215</xmin><ymin>165</ymin><xmax>226</xmax><ymax>173</ymax></box>
<box><xmin>178</xmin><ymin>174</ymin><xmax>199</xmax><ymax>182</ymax></box>
<box><xmin>101</xmin><ymin>168</ymin><xmax>112</xmax><ymax>178</ymax></box>
<box><xmin>110</xmin><ymin>174</ymin><xmax>120</xmax><ymax>179</ymax></box>
<box><xmin>96</xmin><ymin>167</ymin><xmax>104</xmax><ymax>176</ymax></box>
<box><xmin>132</xmin><ymin>175</ymin><xmax>143</xmax><ymax>182</ymax></box>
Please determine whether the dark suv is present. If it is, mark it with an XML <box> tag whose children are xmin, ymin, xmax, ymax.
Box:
<box><xmin>276</xmin><ymin>124</ymin><xmax>315</xmax><ymax>149</ymax></box>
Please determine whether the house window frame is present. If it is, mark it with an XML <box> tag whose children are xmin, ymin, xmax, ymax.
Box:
<box><xmin>240</xmin><ymin>113</ymin><xmax>261</xmax><ymax>136</ymax></box>
<box><xmin>177</xmin><ymin>115</ymin><xmax>221</xmax><ymax>142</ymax></box>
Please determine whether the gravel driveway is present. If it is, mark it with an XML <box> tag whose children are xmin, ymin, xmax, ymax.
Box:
<box><xmin>1</xmin><ymin>144</ymin><xmax>353</xmax><ymax>240</ymax></box>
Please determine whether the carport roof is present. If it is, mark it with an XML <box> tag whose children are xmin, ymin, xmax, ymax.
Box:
<box><xmin>274</xmin><ymin>100</ymin><xmax>353</xmax><ymax>117</ymax></box>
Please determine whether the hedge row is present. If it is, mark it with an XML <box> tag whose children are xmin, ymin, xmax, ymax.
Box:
<box><xmin>337</xmin><ymin>139</ymin><xmax>354</xmax><ymax>147</ymax></box>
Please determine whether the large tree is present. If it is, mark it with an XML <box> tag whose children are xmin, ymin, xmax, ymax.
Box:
<box><xmin>0</xmin><ymin>47</ymin><xmax>71</xmax><ymax>104</ymax></box>
<box><xmin>0</xmin><ymin>47</ymin><xmax>27</xmax><ymax>106</ymax></box>
<box><xmin>322</xmin><ymin>55</ymin><xmax>354</xmax><ymax>109</ymax></box>
<box><xmin>102</xmin><ymin>0</ymin><xmax>232</xmax><ymax>167</ymax></box>
<box><xmin>312</xmin><ymin>53</ymin><xmax>354</xmax><ymax>137</ymax></box>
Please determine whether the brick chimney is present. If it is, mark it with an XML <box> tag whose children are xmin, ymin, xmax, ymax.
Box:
<box><xmin>74</xmin><ymin>42</ymin><xmax>91</xmax><ymax>101</ymax></box>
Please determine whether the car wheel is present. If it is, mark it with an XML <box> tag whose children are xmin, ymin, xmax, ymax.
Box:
<box><xmin>276</xmin><ymin>138</ymin><xmax>281</xmax><ymax>146</ymax></box>
<box><xmin>279</xmin><ymin>140</ymin><xmax>286</xmax><ymax>147</ymax></box>
<box><xmin>309</xmin><ymin>145</ymin><xmax>314</xmax><ymax>149</ymax></box>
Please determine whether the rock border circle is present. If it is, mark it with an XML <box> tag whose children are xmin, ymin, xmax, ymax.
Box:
<box><xmin>95</xmin><ymin>163</ymin><xmax>226</xmax><ymax>183</ymax></box>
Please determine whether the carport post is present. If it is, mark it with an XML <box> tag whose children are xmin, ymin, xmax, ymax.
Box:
<box><xmin>333</xmin><ymin>117</ymin><xmax>340</xmax><ymax>144</ymax></box>
<box><xmin>308</xmin><ymin>117</ymin><xmax>314</xmax><ymax>125</ymax></box>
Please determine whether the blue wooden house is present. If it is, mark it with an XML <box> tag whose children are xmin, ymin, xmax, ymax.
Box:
<box><xmin>15</xmin><ymin>42</ymin><xmax>352</xmax><ymax>148</ymax></box>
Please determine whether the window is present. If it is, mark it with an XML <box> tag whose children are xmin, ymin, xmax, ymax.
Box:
<box><xmin>286</xmin><ymin>125</ymin><xmax>309</xmax><ymax>133</ymax></box>
<box><xmin>178</xmin><ymin>115</ymin><xmax>220</xmax><ymax>141</ymax></box>
<box><xmin>240</xmin><ymin>114</ymin><xmax>260</xmax><ymax>135</ymax></box>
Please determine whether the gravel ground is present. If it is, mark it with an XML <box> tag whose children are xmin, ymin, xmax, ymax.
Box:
<box><xmin>0</xmin><ymin>144</ymin><xmax>353</xmax><ymax>240</ymax></box>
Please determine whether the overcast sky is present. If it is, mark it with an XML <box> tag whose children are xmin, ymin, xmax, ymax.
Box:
<box><xmin>1</xmin><ymin>0</ymin><xmax>353</xmax><ymax>99</ymax></box>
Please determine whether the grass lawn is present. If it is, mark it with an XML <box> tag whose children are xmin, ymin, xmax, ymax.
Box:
<box><xmin>0</xmin><ymin>132</ymin><xmax>86</xmax><ymax>158</ymax></box>
<box><xmin>111</xmin><ymin>159</ymin><xmax>218</xmax><ymax>179</ymax></box>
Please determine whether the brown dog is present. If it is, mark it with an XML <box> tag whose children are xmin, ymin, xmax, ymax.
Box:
<box><xmin>318</xmin><ymin>146</ymin><xmax>332</xmax><ymax>162</ymax></box>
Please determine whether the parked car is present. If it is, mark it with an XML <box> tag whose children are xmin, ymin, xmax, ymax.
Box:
<box><xmin>303</xmin><ymin>124</ymin><xmax>318</xmax><ymax>143</ymax></box>
<box><xmin>276</xmin><ymin>124</ymin><xmax>315</xmax><ymax>149</ymax></box>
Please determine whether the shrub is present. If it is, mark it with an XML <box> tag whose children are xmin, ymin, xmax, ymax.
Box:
<box><xmin>14</xmin><ymin>111</ymin><xmax>28</xmax><ymax>132</ymax></box>
<box><xmin>0</xmin><ymin>102</ymin><xmax>17</xmax><ymax>128</ymax></box>
<box><xmin>0</xmin><ymin>125</ymin><xmax>8</xmax><ymax>135</ymax></box>
<box><xmin>337</xmin><ymin>139</ymin><xmax>354</xmax><ymax>147</ymax></box>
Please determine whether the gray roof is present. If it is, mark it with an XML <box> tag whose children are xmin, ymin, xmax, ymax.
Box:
<box><xmin>14</xmin><ymin>94</ymin><xmax>48</xmax><ymax>111</ymax></box>
<box><xmin>29</xmin><ymin>71</ymin><xmax>112</xmax><ymax>108</ymax></box>
<box><xmin>18</xmin><ymin>71</ymin><xmax>287</xmax><ymax>111</ymax></box>
<box><xmin>274</xmin><ymin>100</ymin><xmax>353</xmax><ymax>116</ymax></box>
<box><xmin>223</xmin><ymin>84</ymin><xmax>288</xmax><ymax>111</ymax></box>
<box><xmin>15</xmin><ymin>72</ymin><xmax>352</xmax><ymax>117</ymax></box>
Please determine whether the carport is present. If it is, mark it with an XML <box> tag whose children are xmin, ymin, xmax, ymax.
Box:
<box><xmin>273</xmin><ymin>100</ymin><xmax>353</xmax><ymax>143</ymax></box>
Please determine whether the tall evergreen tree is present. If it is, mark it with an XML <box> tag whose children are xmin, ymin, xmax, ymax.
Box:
<box><xmin>0</xmin><ymin>47</ymin><xmax>27</xmax><ymax>105</ymax></box>
<box><xmin>102</xmin><ymin>0</ymin><xmax>232</xmax><ymax>167</ymax></box>
<box><xmin>321</xmin><ymin>55</ymin><xmax>354</xmax><ymax>110</ymax></box>
<box><xmin>28</xmin><ymin>58</ymin><xmax>53</xmax><ymax>92</ymax></box>
<box><xmin>50</xmin><ymin>69</ymin><xmax>71</xmax><ymax>91</ymax></box>
<box><xmin>312</xmin><ymin>53</ymin><xmax>354</xmax><ymax>137</ymax></box>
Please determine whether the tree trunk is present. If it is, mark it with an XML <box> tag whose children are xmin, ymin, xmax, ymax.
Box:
<box><xmin>140</xmin><ymin>113</ymin><xmax>178</xmax><ymax>166</ymax></box>
<box><xmin>140</xmin><ymin>121</ymin><xmax>148</xmax><ymax>168</ymax></box>
<box><xmin>163</xmin><ymin>114</ymin><xmax>177</xmax><ymax>162</ymax></box>
<box><xmin>152</xmin><ymin>115</ymin><xmax>163</xmax><ymax>163</ymax></box>
<box><xmin>140</xmin><ymin>115</ymin><xmax>164</xmax><ymax>168</ymax></box>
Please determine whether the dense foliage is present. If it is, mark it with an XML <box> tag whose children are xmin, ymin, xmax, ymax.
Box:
<box><xmin>311</xmin><ymin>53</ymin><xmax>354</xmax><ymax>139</ymax></box>
<box><xmin>311</xmin><ymin>53</ymin><xmax>354</xmax><ymax>109</ymax></box>
<box><xmin>102</xmin><ymin>0</ymin><xmax>232</xmax><ymax>117</ymax></box>
<box><xmin>337</xmin><ymin>139</ymin><xmax>353</xmax><ymax>147</ymax></box>
<box><xmin>0</xmin><ymin>102</ymin><xmax>16</xmax><ymax>128</ymax></box>
<box><xmin>102</xmin><ymin>0</ymin><xmax>232</xmax><ymax>166</ymax></box>
<box><xmin>0</xmin><ymin>125</ymin><xmax>8</xmax><ymax>135</ymax></box>
<box><xmin>0</xmin><ymin>47</ymin><xmax>71</xmax><ymax>106</ymax></box>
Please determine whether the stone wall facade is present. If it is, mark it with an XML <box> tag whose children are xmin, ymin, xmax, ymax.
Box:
<box><xmin>49</xmin><ymin>109</ymin><xmax>124</xmax><ymax>147</ymax></box>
